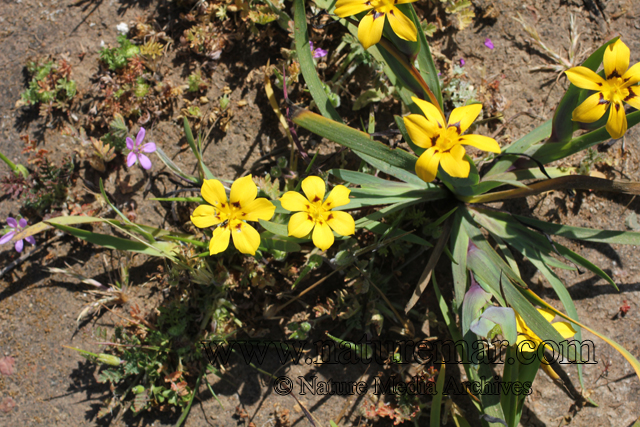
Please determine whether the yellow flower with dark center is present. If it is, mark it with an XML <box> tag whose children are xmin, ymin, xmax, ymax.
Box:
<box><xmin>565</xmin><ymin>38</ymin><xmax>640</xmax><ymax>139</ymax></box>
<box><xmin>403</xmin><ymin>97</ymin><xmax>501</xmax><ymax>182</ymax></box>
<box><xmin>280</xmin><ymin>176</ymin><xmax>355</xmax><ymax>251</ymax></box>
<box><xmin>191</xmin><ymin>175</ymin><xmax>275</xmax><ymax>255</ymax></box>
<box><xmin>334</xmin><ymin>0</ymin><xmax>418</xmax><ymax>50</ymax></box>
<box><xmin>515</xmin><ymin>308</ymin><xmax>576</xmax><ymax>353</ymax></box>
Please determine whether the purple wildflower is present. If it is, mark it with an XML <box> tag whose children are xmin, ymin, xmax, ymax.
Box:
<box><xmin>126</xmin><ymin>127</ymin><xmax>156</xmax><ymax>170</ymax></box>
<box><xmin>0</xmin><ymin>217</ymin><xmax>35</xmax><ymax>253</ymax></box>
<box><xmin>309</xmin><ymin>41</ymin><xmax>328</xmax><ymax>59</ymax></box>
<box><xmin>460</xmin><ymin>58</ymin><xmax>465</xmax><ymax>66</ymax></box>
<box><xmin>484</xmin><ymin>38</ymin><xmax>494</xmax><ymax>50</ymax></box>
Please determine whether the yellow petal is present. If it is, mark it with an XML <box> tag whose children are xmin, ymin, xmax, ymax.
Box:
<box><xmin>552</xmin><ymin>321</ymin><xmax>577</xmax><ymax>340</ymax></box>
<box><xmin>606</xmin><ymin>101</ymin><xmax>627</xmax><ymax>139</ymax></box>
<box><xmin>448</xmin><ymin>103</ymin><xmax>482</xmax><ymax>134</ymax></box>
<box><xmin>229</xmin><ymin>175</ymin><xmax>257</xmax><ymax>209</ymax></box>
<box><xmin>396</xmin><ymin>0</ymin><xmax>418</xmax><ymax>3</ymax></box>
<box><xmin>301</xmin><ymin>176</ymin><xmax>326</xmax><ymax>204</ymax></box>
<box><xmin>357</xmin><ymin>11</ymin><xmax>385</xmax><ymax>50</ymax></box>
<box><xmin>565</xmin><ymin>66</ymin><xmax>606</xmax><ymax>91</ymax></box>
<box><xmin>326</xmin><ymin>210</ymin><xmax>355</xmax><ymax>236</ymax></box>
<box><xmin>621</xmin><ymin>62</ymin><xmax>640</xmax><ymax>88</ymax></box>
<box><xmin>323</xmin><ymin>185</ymin><xmax>351</xmax><ymax>210</ymax></box>
<box><xmin>603</xmin><ymin>38</ymin><xmax>630</xmax><ymax>80</ymax></box>
<box><xmin>439</xmin><ymin>148</ymin><xmax>470</xmax><ymax>179</ymax></box>
<box><xmin>403</xmin><ymin>114</ymin><xmax>439</xmax><ymax>149</ymax></box>
<box><xmin>415</xmin><ymin>148</ymin><xmax>441</xmax><ymax>182</ymax></box>
<box><xmin>459</xmin><ymin>134</ymin><xmax>501</xmax><ymax>153</ymax></box>
<box><xmin>312</xmin><ymin>220</ymin><xmax>335</xmax><ymax>251</ymax></box>
<box><xmin>279</xmin><ymin>191</ymin><xmax>311</xmax><ymax>212</ymax></box>
<box><xmin>209</xmin><ymin>225</ymin><xmax>231</xmax><ymax>255</ymax></box>
<box><xmin>334</xmin><ymin>0</ymin><xmax>372</xmax><ymax>17</ymax></box>
<box><xmin>537</xmin><ymin>308</ymin><xmax>556</xmax><ymax>323</ymax></box>
<box><xmin>241</xmin><ymin>198</ymin><xmax>276</xmax><ymax>222</ymax></box>
<box><xmin>516</xmin><ymin>335</ymin><xmax>538</xmax><ymax>353</ymax></box>
<box><xmin>201</xmin><ymin>179</ymin><xmax>228</xmax><ymax>208</ymax></box>
<box><xmin>572</xmin><ymin>92</ymin><xmax>609</xmax><ymax>123</ymax></box>
<box><xmin>191</xmin><ymin>204</ymin><xmax>224</xmax><ymax>228</ymax></box>
<box><xmin>515</xmin><ymin>312</ymin><xmax>526</xmax><ymax>334</ymax></box>
<box><xmin>411</xmin><ymin>96</ymin><xmax>445</xmax><ymax>127</ymax></box>
<box><xmin>230</xmin><ymin>221</ymin><xmax>261</xmax><ymax>255</ymax></box>
<box><xmin>386</xmin><ymin>7</ymin><xmax>417</xmax><ymax>42</ymax></box>
<box><xmin>288</xmin><ymin>211</ymin><xmax>315</xmax><ymax>238</ymax></box>
<box><xmin>624</xmin><ymin>85</ymin><xmax>640</xmax><ymax>110</ymax></box>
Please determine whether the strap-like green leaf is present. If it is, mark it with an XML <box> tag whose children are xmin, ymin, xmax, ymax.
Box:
<box><xmin>48</xmin><ymin>223</ymin><xmax>177</xmax><ymax>259</ymax></box>
<box><xmin>293</xmin><ymin>0</ymin><xmax>342</xmax><ymax>122</ymax></box>
<box><xmin>514</xmin><ymin>214</ymin><xmax>640</xmax><ymax>245</ymax></box>
<box><xmin>291</xmin><ymin>107</ymin><xmax>419</xmax><ymax>172</ymax></box>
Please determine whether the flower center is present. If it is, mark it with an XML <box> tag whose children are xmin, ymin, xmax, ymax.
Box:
<box><xmin>603</xmin><ymin>77</ymin><xmax>630</xmax><ymax>103</ymax></box>
<box><xmin>307</xmin><ymin>202</ymin><xmax>328</xmax><ymax>223</ymax></box>
<box><xmin>433</xmin><ymin>126</ymin><xmax>461</xmax><ymax>152</ymax></box>
<box><xmin>369</xmin><ymin>0</ymin><xmax>395</xmax><ymax>14</ymax></box>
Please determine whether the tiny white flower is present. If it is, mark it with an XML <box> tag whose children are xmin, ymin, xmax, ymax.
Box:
<box><xmin>116</xmin><ymin>22</ymin><xmax>129</xmax><ymax>35</ymax></box>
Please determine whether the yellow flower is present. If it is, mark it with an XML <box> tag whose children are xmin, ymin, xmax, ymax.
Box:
<box><xmin>334</xmin><ymin>0</ymin><xmax>418</xmax><ymax>50</ymax></box>
<box><xmin>279</xmin><ymin>176</ymin><xmax>355</xmax><ymax>251</ymax></box>
<box><xmin>191</xmin><ymin>175</ymin><xmax>275</xmax><ymax>255</ymax></box>
<box><xmin>565</xmin><ymin>38</ymin><xmax>640</xmax><ymax>139</ymax></box>
<box><xmin>403</xmin><ymin>97</ymin><xmax>501</xmax><ymax>182</ymax></box>
<box><xmin>515</xmin><ymin>308</ymin><xmax>576</xmax><ymax>353</ymax></box>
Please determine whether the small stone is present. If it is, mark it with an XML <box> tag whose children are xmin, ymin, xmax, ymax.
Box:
<box><xmin>0</xmin><ymin>356</ymin><xmax>15</xmax><ymax>376</ymax></box>
<box><xmin>0</xmin><ymin>397</ymin><xmax>16</xmax><ymax>413</ymax></box>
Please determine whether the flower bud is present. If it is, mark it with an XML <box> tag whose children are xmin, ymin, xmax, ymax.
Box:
<box><xmin>97</xmin><ymin>354</ymin><xmax>122</xmax><ymax>366</ymax></box>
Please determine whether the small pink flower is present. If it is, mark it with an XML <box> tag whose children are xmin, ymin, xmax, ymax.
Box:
<box><xmin>460</xmin><ymin>58</ymin><xmax>466</xmax><ymax>66</ymax></box>
<box><xmin>126</xmin><ymin>127</ymin><xmax>156</xmax><ymax>170</ymax></box>
<box><xmin>0</xmin><ymin>217</ymin><xmax>35</xmax><ymax>253</ymax></box>
<box><xmin>484</xmin><ymin>38</ymin><xmax>494</xmax><ymax>49</ymax></box>
<box><xmin>309</xmin><ymin>41</ymin><xmax>328</xmax><ymax>59</ymax></box>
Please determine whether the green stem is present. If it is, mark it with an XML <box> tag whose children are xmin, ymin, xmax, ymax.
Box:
<box><xmin>0</xmin><ymin>150</ymin><xmax>18</xmax><ymax>172</ymax></box>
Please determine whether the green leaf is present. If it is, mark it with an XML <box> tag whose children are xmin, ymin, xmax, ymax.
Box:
<box><xmin>184</xmin><ymin>118</ymin><xmax>217</xmax><ymax>181</ymax></box>
<box><xmin>293</xmin><ymin>0</ymin><xmax>342</xmax><ymax>122</ymax></box>
<box><xmin>355</xmin><ymin>152</ymin><xmax>429</xmax><ymax>187</ymax></box>
<box><xmin>291</xmin><ymin>108</ymin><xmax>418</xmax><ymax>173</ymax></box>
<box><xmin>462</xmin><ymin>213</ymin><xmax>573</xmax><ymax>359</ymax></box>
<box><xmin>513</xmin><ymin>214</ymin><xmax>640</xmax><ymax>245</ymax></box>
<box><xmin>48</xmin><ymin>223</ymin><xmax>177</xmax><ymax>259</ymax></box>
<box><xmin>530</xmin><ymin>260</ymin><xmax>588</xmax><ymax>396</ymax></box>
<box><xmin>471</xmin><ymin>306</ymin><xmax>517</xmax><ymax>345</ymax></box>
<box><xmin>361</xmin><ymin>220</ymin><xmax>432</xmax><ymax>247</ymax></box>
<box><xmin>259</xmin><ymin>235</ymin><xmax>302</xmax><ymax>253</ymax></box>
<box><xmin>155</xmin><ymin>146</ymin><xmax>199</xmax><ymax>184</ymax></box>
<box><xmin>461</xmin><ymin>279</ymin><xmax>492</xmax><ymax>337</ymax></box>
<box><xmin>406</xmin><ymin>4</ymin><xmax>443</xmax><ymax>109</ymax></box>
<box><xmin>530</xmin><ymin>110</ymin><xmax>640</xmax><ymax>164</ymax></box>
<box><xmin>554</xmin><ymin>242</ymin><xmax>618</xmax><ymax>290</ymax></box>
<box><xmin>485</xmin><ymin>166</ymin><xmax>572</xmax><ymax>183</ymax></box>
<box><xmin>430</xmin><ymin>359</ymin><xmax>446</xmax><ymax>427</ymax></box>
<box><xmin>258</xmin><ymin>219</ymin><xmax>289</xmax><ymax>237</ymax></box>
<box><xmin>330</xmin><ymin>168</ymin><xmax>416</xmax><ymax>188</ymax></box>
<box><xmin>485</xmin><ymin>119</ymin><xmax>552</xmax><ymax>177</ymax></box>
<box><xmin>450</xmin><ymin>209</ymin><xmax>469</xmax><ymax>312</ymax></box>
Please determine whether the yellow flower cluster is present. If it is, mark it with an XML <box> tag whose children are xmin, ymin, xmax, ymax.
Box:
<box><xmin>190</xmin><ymin>175</ymin><xmax>355</xmax><ymax>255</ymax></box>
